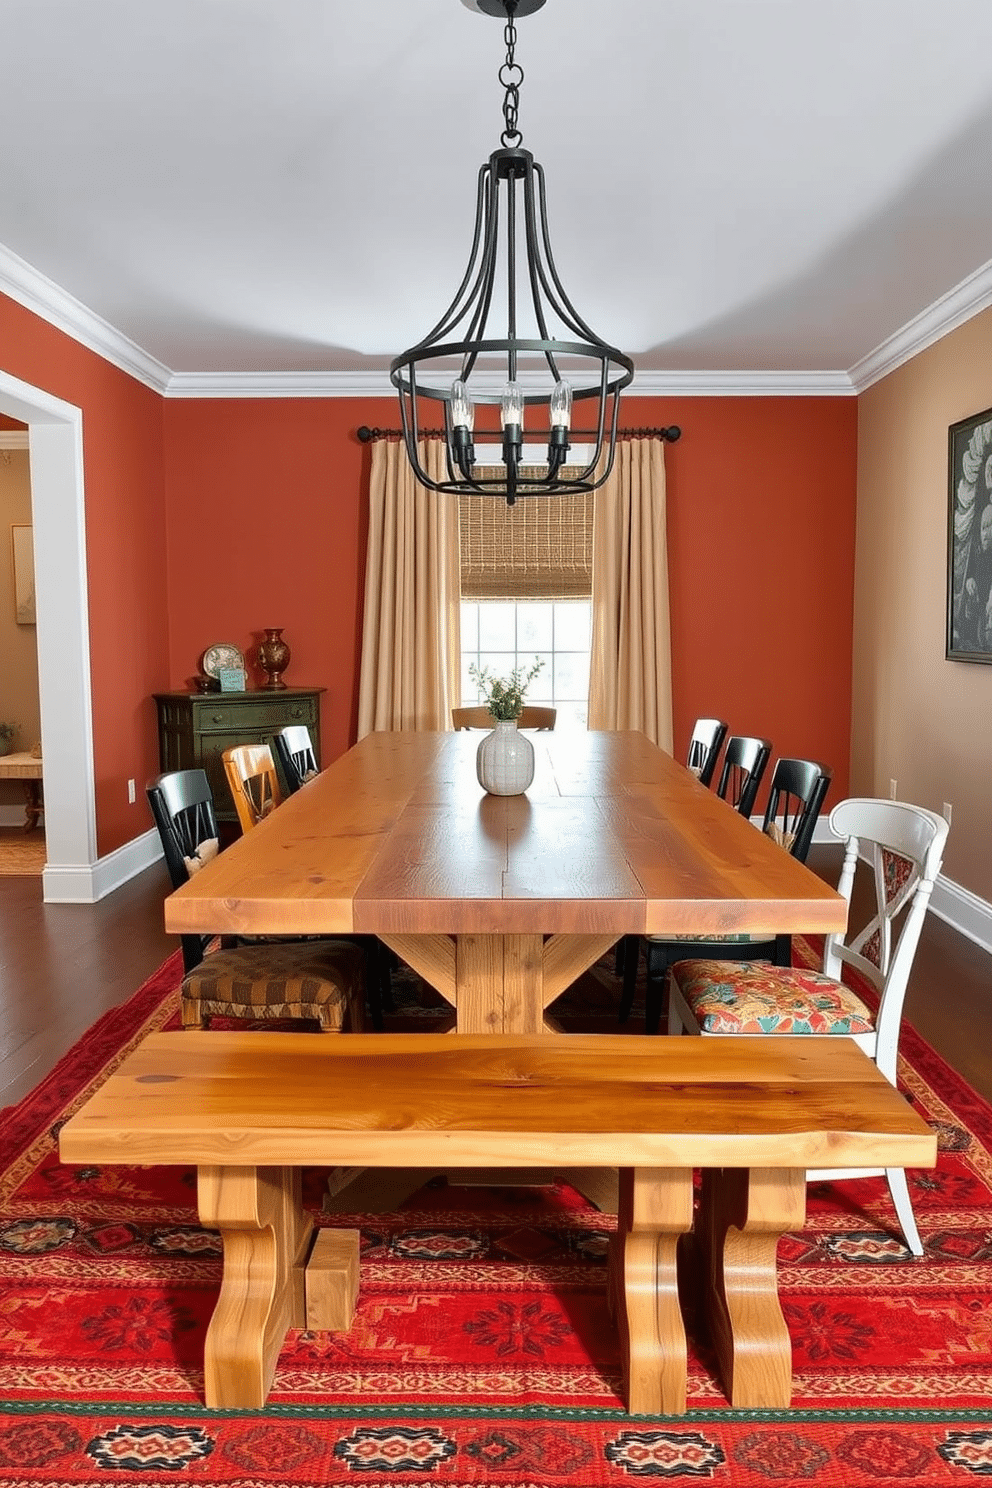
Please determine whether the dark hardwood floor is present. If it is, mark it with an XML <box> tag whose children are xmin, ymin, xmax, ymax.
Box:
<box><xmin>0</xmin><ymin>833</ymin><xmax>989</xmax><ymax>1111</ymax></box>
<box><xmin>0</xmin><ymin>831</ymin><xmax>175</xmax><ymax>1108</ymax></box>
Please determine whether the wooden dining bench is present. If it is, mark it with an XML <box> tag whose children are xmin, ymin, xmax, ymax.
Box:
<box><xmin>59</xmin><ymin>1031</ymin><xmax>934</xmax><ymax>1415</ymax></box>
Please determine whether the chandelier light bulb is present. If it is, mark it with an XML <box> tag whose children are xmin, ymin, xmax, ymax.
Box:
<box><xmin>549</xmin><ymin>379</ymin><xmax>572</xmax><ymax>429</ymax></box>
<box><xmin>450</xmin><ymin>380</ymin><xmax>474</xmax><ymax>431</ymax></box>
<box><xmin>501</xmin><ymin>382</ymin><xmax>525</xmax><ymax>430</ymax></box>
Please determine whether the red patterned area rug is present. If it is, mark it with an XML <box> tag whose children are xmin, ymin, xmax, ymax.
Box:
<box><xmin>1</xmin><ymin>944</ymin><xmax>991</xmax><ymax>1486</ymax></box>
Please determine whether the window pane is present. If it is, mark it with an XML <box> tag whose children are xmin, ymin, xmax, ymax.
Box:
<box><xmin>461</xmin><ymin>656</ymin><xmax>479</xmax><ymax>700</ymax></box>
<box><xmin>477</xmin><ymin>651</ymin><xmax>516</xmax><ymax>679</ymax></box>
<box><xmin>460</xmin><ymin>602</ymin><xmax>479</xmax><ymax>650</ymax></box>
<box><xmin>554</xmin><ymin>601</ymin><xmax>591</xmax><ymax>649</ymax></box>
<box><xmin>478</xmin><ymin>603</ymin><xmax>516</xmax><ymax>650</ymax></box>
<box><xmin>516</xmin><ymin>602</ymin><xmax>554</xmax><ymax>651</ymax></box>
<box><xmin>554</xmin><ymin>650</ymin><xmax>590</xmax><ymax>700</ymax></box>
<box><xmin>555</xmin><ymin>700</ymin><xmax>588</xmax><ymax>731</ymax></box>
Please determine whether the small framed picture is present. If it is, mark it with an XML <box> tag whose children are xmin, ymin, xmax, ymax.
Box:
<box><xmin>11</xmin><ymin>525</ymin><xmax>35</xmax><ymax>625</ymax></box>
<box><xmin>218</xmin><ymin>667</ymin><xmax>247</xmax><ymax>693</ymax></box>
<box><xmin>947</xmin><ymin>405</ymin><xmax>992</xmax><ymax>663</ymax></box>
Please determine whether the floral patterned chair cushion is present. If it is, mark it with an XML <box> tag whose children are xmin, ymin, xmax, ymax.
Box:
<box><xmin>669</xmin><ymin>958</ymin><xmax>875</xmax><ymax>1035</ymax></box>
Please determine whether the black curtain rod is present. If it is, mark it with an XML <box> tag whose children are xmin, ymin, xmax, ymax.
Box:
<box><xmin>356</xmin><ymin>424</ymin><xmax>681</xmax><ymax>444</ymax></box>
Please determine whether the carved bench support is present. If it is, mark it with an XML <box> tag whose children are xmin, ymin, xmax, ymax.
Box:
<box><xmin>696</xmin><ymin>1166</ymin><xmax>806</xmax><ymax>1408</ymax></box>
<box><xmin>612</xmin><ymin>1167</ymin><xmax>695</xmax><ymax>1415</ymax></box>
<box><xmin>198</xmin><ymin>1165</ymin><xmax>360</xmax><ymax>1408</ymax></box>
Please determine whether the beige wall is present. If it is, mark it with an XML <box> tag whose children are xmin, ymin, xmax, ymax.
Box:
<box><xmin>855</xmin><ymin>307</ymin><xmax>992</xmax><ymax>901</ymax></box>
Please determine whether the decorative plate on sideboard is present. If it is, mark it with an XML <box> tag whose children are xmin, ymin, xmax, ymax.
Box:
<box><xmin>200</xmin><ymin>643</ymin><xmax>245</xmax><ymax>680</ymax></box>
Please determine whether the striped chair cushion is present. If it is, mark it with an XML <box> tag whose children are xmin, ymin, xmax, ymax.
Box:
<box><xmin>649</xmin><ymin>932</ymin><xmax>760</xmax><ymax>945</ymax></box>
<box><xmin>183</xmin><ymin>939</ymin><xmax>364</xmax><ymax>1031</ymax></box>
<box><xmin>670</xmin><ymin>959</ymin><xmax>874</xmax><ymax>1035</ymax></box>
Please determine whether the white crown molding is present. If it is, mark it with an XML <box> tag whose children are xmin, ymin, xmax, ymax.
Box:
<box><xmin>0</xmin><ymin>431</ymin><xmax>29</xmax><ymax>449</ymax></box>
<box><xmin>164</xmin><ymin>367</ymin><xmax>857</xmax><ymax>399</ymax></box>
<box><xmin>163</xmin><ymin>370</ymin><xmax>395</xmax><ymax>398</ymax></box>
<box><xmin>630</xmin><ymin>369</ymin><xmax>854</xmax><ymax>396</ymax></box>
<box><xmin>3</xmin><ymin>229</ymin><xmax>990</xmax><ymax>403</ymax></box>
<box><xmin>849</xmin><ymin>255</ymin><xmax>992</xmax><ymax>393</ymax></box>
<box><xmin>0</xmin><ymin>242</ymin><xmax>172</xmax><ymax>395</ymax></box>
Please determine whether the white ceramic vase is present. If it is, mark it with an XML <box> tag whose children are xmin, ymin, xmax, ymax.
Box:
<box><xmin>476</xmin><ymin>717</ymin><xmax>535</xmax><ymax>796</ymax></box>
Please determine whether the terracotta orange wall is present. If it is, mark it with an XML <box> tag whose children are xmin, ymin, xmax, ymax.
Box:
<box><xmin>163</xmin><ymin>393</ymin><xmax>858</xmax><ymax>801</ymax></box>
<box><xmin>161</xmin><ymin>399</ymin><xmax>372</xmax><ymax>763</ymax></box>
<box><xmin>0</xmin><ymin>292</ymin><xmax>169</xmax><ymax>855</ymax></box>
<box><xmin>661</xmin><ymin>395</ymin><xmax>857</xmax><ymax>801</ymax></box>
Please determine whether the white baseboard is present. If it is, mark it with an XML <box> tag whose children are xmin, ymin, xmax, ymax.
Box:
<box><xmin>930</xmin><ymin>874</ymin><xmax>992</xmax><ymax>956</ymax></box>
<box><xmin>42</xmin><ymin>828</ymin><xmax>163</xmax><ymax>904</ymax></box>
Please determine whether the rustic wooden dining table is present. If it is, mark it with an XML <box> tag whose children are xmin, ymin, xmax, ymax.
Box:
<box><xmin>164</xmin><ymin>728</ymin><xmax>847</xmax><ymax>1034</ymax></box>
<box><xmin>156</xmin><ymin>729</ymin><xmax>863</xmax><ymax>1412</ymax></box>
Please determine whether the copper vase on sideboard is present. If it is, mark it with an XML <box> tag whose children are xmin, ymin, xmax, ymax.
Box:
<box><xmin>257</xmin><ymin>628</ymin><xmax>291</xmax><ymax>690</ymax></box>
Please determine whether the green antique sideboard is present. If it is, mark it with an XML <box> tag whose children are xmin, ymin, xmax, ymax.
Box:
<box><xmin>154</xmin><ymin>689</ymin><xmax>324</xmax><ymax>822</ymax></box>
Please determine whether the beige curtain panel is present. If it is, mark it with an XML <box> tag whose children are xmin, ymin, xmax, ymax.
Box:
<box><xmin>357</xmin><ymin>439</ymin><xmax>461</xmax><ymax>736</ymax></box>
<box><xmin>588</xmin><ymin>438</ymin><xmax>673</xmax><ymax>749</ymax></box>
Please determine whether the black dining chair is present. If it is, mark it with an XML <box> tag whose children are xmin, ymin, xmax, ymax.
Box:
<box><xmin>686</xmin><ymin>718</ymin><xmax>728</xmax><ymax>787</ymax></box>
<box><xmin>616</xmin><ymin>734</ymin><xmax>772</xmax><ymax>1021</ymax></box>
<box><xmin>147</xmin><ymin>769</ymin><xmax>367</xmax><ymax>1030</ymax></box>
<box><xmin>272</xmin><ymin>724</ymin><xmax>319</xmax><ymax>794</ymax></box>
<box><xmin>714</xmin><ymin>734</ymin><xmax>773</xmax><ymax>819</ymax></box>
<box><xmin>620</xmin><ymin>756</ymin><xmax>833</xmax><ymax>1034</ymax></box>
<box><xmin>269</xmin><ymin>726</ymin><xmax>395</xmax><ymax>1026</ymax></box>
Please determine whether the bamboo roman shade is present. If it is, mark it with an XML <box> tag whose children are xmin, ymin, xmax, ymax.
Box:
<box><xmin>459</xmin><ymin>471</ymin><xmax>592</xmax><ymax>600</ymax></box>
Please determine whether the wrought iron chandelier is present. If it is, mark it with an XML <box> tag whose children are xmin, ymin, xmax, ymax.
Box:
<box><xmin>390</xmin><ymin>0</ymin><xmax>634</xmax><ymax>506</ymax></box>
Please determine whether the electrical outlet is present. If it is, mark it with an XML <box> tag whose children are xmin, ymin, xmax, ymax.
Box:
<box><xmin>127</xmin><ymin>778</ymin><xmax>136</xmax><ymax>805</ymax></box>
<box><xmin>943</xmin><ymin>801</ymin><xmax>953</xmax><ymax>825</ymax></box>
<box><xmin>889</xmin><ymin>778</ymin><xmax>897</xmax><ymax>800</ymax></box>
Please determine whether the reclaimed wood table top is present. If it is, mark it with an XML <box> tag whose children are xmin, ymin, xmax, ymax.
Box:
<box><xmin>164</xmin><ymin>729</ymin><xmax>846</xmax><ymax>942</ymax></box>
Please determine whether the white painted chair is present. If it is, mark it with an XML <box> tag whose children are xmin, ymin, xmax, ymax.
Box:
<box><xmin>668</xmin><ymin>798</ymin><xmax>949</xmax><ymax>1255</ymax></box>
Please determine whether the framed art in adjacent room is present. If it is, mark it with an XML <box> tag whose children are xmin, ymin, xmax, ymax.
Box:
<box><xmin>947</xmin><ymin>405</ymin><xmax>992</xmax><ymax>663</ymax></box>
<box><xmin>10</xmin><ymin>524</ymin><xmax>35</xmax><ymax>625</ymax></box>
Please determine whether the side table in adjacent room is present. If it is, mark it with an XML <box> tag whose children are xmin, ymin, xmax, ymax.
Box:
<box><xmin>0</xmin><ymin>752</ymin><xmax>44</xmax><ymax>831</ymax></box>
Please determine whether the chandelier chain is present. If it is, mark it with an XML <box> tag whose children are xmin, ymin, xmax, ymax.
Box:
<box><xmin>499</xmin><ymin>4</ymin><xmax>524</xmax><ymax>148</ymax></box>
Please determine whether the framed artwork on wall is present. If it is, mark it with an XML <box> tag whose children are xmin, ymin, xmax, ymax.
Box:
<box><xmin>947</xmin><ymin>405</ymin><xmax>992</xmax><ymax>663</ymax></box>
<box><xmin>10</xmin><ymin>525</ymin><xmax>35</xmax><ymax>625</ymax></box>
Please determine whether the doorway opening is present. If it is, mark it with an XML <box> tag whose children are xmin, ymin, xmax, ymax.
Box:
<box><xmin>0</xmin><ymin>369</ymin><xmax>97</xmax><ymax>899</ymax></box>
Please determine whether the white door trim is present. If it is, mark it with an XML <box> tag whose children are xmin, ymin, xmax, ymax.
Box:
<box><xmin>0</xmin><ymin>369</ymin><xmax>97</xmax><ymax>898</ymax></box>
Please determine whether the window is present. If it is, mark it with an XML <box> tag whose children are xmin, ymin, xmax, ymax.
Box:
<box><xmin>460</xmin><ymin>599</ymin><xmax>591</xmax><ymax>731</ymax></box>
<box><xmin>457</xmin><ymin>480</ymin><xmax>592</xmax><ymax>730</ymax></box>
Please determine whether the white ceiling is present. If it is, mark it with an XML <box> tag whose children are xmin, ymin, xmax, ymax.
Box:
<box><xmin>3</xmin><ymin>0</ymin><xmax>992</xmax><ymax>392</ymax></box>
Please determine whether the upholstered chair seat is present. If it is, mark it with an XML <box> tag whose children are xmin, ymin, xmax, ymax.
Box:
<box><xmin>669</xmin><ymin>958</ymin><xmax>874</xmax><ymax>1036</ymax></box>
<box><xmin>181</xmin><ymin>937</ymin><xmax>366</xmax><ymax>1031</ymax></box>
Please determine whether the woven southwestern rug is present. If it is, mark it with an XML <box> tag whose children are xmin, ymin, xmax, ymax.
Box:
<box><xmin>1</xmin><ymin>944</ymin><xmax>991</xmax><ymax>1486</ymax></box>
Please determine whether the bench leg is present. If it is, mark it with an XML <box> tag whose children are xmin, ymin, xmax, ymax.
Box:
<box><xmin>612</xmin><ymin>1168</ymin><xmax>694</xmax><ymax>1415</ymax></box>
<box><xmin>197</xmin><ymin>1165</ymin><xmax>312</xmax><ymax>1409</ymax></box>
<box><xmin>695</xmin><ymin>1167</ymin><xmax>806</xmax><ymax>1409</ymax></box>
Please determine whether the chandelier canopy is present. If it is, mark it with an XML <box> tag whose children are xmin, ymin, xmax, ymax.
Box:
<box><xmin>390</xmin><ymin>0</ymin><xmax>634</xmax><ymax>506</ymax></box>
